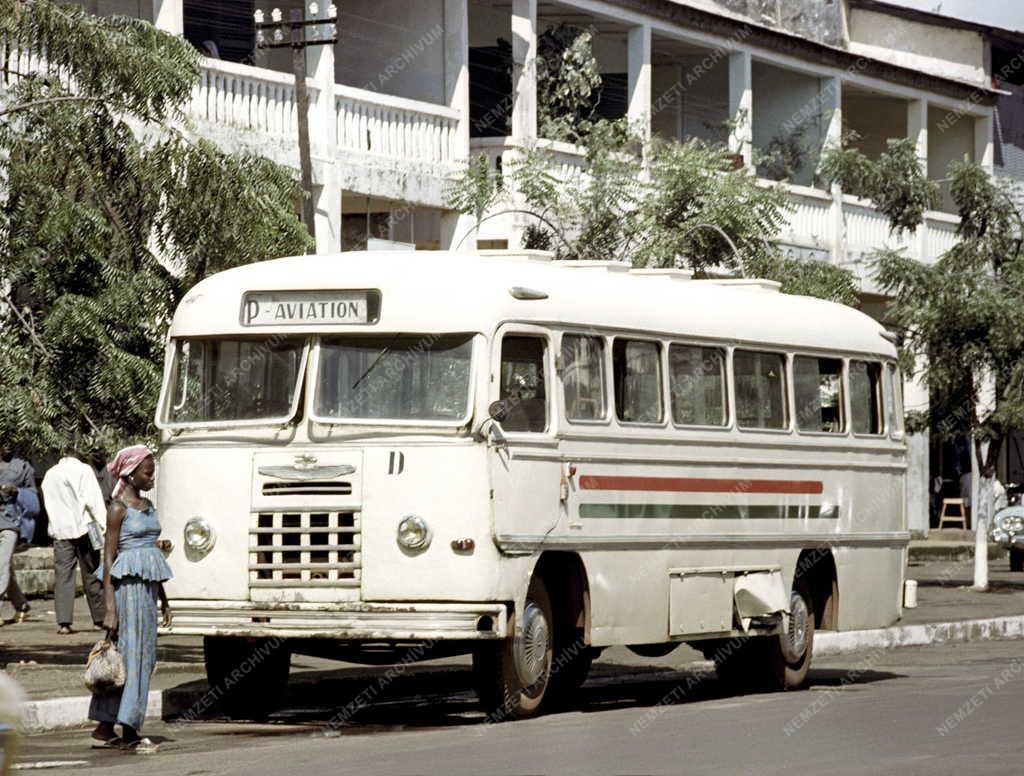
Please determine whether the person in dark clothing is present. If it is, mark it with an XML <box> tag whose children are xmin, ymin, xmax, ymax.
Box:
<box><xmin>0</xmin><ymin>445</ymin><xmax>35</xmax><ymax>623</ymax></box>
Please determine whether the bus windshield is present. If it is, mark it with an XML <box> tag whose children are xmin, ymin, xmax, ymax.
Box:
<box><xmin>314</xmin><ymin>335</ymin><xmax>474</xmax><ymax>423</ymax></box>
<box><xmin>164</xmin><ymin>337</ymin><xmax>307</xmax><ymax>426</ymax></box>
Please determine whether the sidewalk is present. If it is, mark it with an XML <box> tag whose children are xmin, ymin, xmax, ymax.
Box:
<box><xmin>2</xmin><ymin>556</ymin><xmax>1022</xmax><ymax>732</ymax></box>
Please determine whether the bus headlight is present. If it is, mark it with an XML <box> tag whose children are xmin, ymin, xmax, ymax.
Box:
<box><xmin>397</xmin><ymin>515</ymin><xmax>431</xmax><ymax>551</ymax></box>
<box><xmin>184</xmin><ymin>516</ymin><xmax>215</xmax><ymax>556</ymax></box>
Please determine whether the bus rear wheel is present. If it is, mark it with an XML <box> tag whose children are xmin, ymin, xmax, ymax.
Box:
<box><xmin>715</xmin><ymin>578</ymin><xmax>815</xmax><ymax>692</ymax></box>
<box><xmin>472</xmin><ymin>577</ymin><xmax>553</xmax><ymax>721</ymax></box>
<box><xmin>203</xmin><ymin>636</ymin><xmax>292</xmax><ymax>719</ymax></box>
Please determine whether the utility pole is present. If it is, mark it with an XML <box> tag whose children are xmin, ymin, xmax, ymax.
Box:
<box><xmin>254</xmin><ymin>4</ymin><xmax>338</xmax><ymax>251</ymax></box>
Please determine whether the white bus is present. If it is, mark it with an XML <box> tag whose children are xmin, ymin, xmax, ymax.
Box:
<box><xmin>157</xmin><ymin>250</ymin><xmax>907</xmax><ymax>719</ymax></box>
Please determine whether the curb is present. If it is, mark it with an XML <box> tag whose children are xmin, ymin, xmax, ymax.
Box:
<box><xmin>16</xmin><ymin>614</ymin><xmax>1024</xmax><ymax>734</ymax></box>
<box><xmin>811</xmin><ymin>614</ymin><xmax>1024</xmax><ymax>656</ymax></box>
<box><xmin>908</xmin><ymin>543</ymin><xmax>1006</xmax><ymax>561</ymax></box>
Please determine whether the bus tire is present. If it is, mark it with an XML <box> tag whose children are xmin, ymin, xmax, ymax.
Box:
<box><xmin>203</xmin><ymin>636</ymin><xmax>292</xmax><ymax>719</ymax></box>
<box><xmin>472</xmin><ymin>576</ymin><xmax>553</xmax><ymax>721</ymax></box>
<box><xmin>714</xmin><ymin>577</ymin><xmax>815</xmax><ymax>692</ymax></box>
<box><xmin>547</xmin><ymin>644</ymin><xmax>596</xmax><ymax>708</ymax></box>
<box><xmin>1010</xmin><ymin>548</ymin><xmax>1024</xmax><ymax>572</ymax></box>
<box><xmin>766</xmin><ymin>576</ymin><xmax>815</xmax><ymax>690</ymax></box>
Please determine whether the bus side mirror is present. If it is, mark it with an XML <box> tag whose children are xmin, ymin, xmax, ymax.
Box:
<box><xmin>488</xmin><ymin>400</ymin><xmax>509</xmax><ymax>423</ymax></box>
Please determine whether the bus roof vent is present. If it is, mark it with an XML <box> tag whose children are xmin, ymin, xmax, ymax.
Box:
<box><xmin>477</xmin><ymin>249</ymin><xmax>554</xmax><ymax>263</ymax></box>
<box><xmin>697</xmin><ymin>278</ymin><xmax>782</xmax><ymax>292</ymax></box>
<box><xmin>553</xmin><ymin>260</ymin><xmax>631</xmax><ymax>273</ymax></box>
<box><xmin>628</xmin><ymin>268</ymin><xmax>694</xmax><ymax>281</ymax></box>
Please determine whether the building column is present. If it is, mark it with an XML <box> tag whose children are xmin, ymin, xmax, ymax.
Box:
<box><xmin>822</xmin><ymin>76</ymin><xmax>844</xmax><ymax>265</ymax></box>
<box><xmin>627</xmin><ymin>25</ymin><xmax>652</xmax><ymax>142</ymax></box>
<box><xmin>441</xmin><ymin>0</ymin><xmax>476</xmax><ymax>251</ymax></box>
<box><xmin>904</xmin><ymin>353</ymin><xmax>930</xmax><ymax>538</ymax></box>
<box><xmin>152</xmin><ymin>0</ymin><xmax>183</xmax><ymax>35</ymax></box>
<box><xmin>309</xmin><ymin>5</ymin><xmax>341</xmax><ymax>254</ymax></box>
<box><xmin>511</xmin><ymin>0</ymin><xmax>538</xmax><ymax>144</ymax></box>
<box><xmin>907</xmin><ymin>98</ymin><xmax>928</xmax><ymax>262</ymax></box>
<box><xmin>728</xmin><ymin>50</ymin><xmax>752</xmax><ymax>168</ymax></box>
<box><xmin>974</xmin><ymin>110</ymin><xmax>995</xmax><ymax>175</ymax></box>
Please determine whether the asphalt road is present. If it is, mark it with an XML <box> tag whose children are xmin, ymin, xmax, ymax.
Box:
<box><xmin>15</xmin><ymin>639</ymin><xmax>1024</xmax><ymax>775</ymax></box>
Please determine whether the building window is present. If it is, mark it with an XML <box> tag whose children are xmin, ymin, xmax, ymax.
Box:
<box><xmin>500</xmin><ymin>335</ymin><xmax>548</xmax><ymax>433</ymax></box>
<box><xmin>850</xmin><ymin>360</ymin><xmax>884</xmax><ymax>435</ymax></box>
<box><xmin>793</xmin><ymin>356</ymin><xmax>844</xmax><ymax>433</ymax></box>
<box><xmin>734</xmin><ymin>350</ymin><xmax>787</xmax><ymax>430</ymax></box>
<box><xmin>613</xmin><ymin>339</ymin><xmax>663</xmax><ymax>424</ymax></box>
<box><xmin>561</xmin><ymin>335</ymin><xmax>607</xmax><ymax>422</ymax></box>
<box><xmin>669</xmin><ymin>344</ymin><xmax>727</xmax><ymax>427</ymax></box>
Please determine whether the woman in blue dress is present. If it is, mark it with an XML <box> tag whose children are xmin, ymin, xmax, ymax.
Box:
<box><xmin>89</xmin><ymin>445</ymin><xmax>172</xmax><ymax>751</ymax></box>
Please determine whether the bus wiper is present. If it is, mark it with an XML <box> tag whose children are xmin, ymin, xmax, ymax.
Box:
<box><xmin>351</xmin><ymin>333</ymin><xmax>402</xmax><ymax>390</ymax></box>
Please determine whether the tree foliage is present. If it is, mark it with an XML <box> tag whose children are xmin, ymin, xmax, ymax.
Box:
<box><xmin>448</xmin><ymin>125</ymin><xmax>858</xmax><ymax>303</ymax></box>
<box><xmin>0</xmin><ymin>0</ymin><xmax>311</xmax><ymax>458</ymax></box>
<box><xmin>536</xmin><ymin>24</ymin><xmax>603</xmax><ymax>143</ymax></box>
<box><xmin>820</xmin><ymin>135</ymin><xmax>940</xmax><ymax>233</ymax></box>
<box><xmin>863</xmin><ymin>153</ymin><xmax>1024</xmax><ymax>475</ymax></box>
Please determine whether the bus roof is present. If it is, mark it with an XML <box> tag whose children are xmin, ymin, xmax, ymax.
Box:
<box><xmin>168</xmin><ymin>251</ymin><xmax>896</xmax><ymax>357</ymax></box>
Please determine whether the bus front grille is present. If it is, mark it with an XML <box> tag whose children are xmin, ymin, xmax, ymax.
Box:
<box><xmin>249</xmin><ymin>511</ymin><xmax>361</xmax><ymax>588</ymax></box>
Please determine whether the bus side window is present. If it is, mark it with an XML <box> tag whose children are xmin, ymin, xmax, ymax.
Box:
<box><xmin>850</xmin><ymin>360</ymin><xmax>883</xmax><ymax>435</ymax></box>
<box><xmin>500</xmin><ymin>335</ymin><xmax>548</xmax><ymax>433</ymax></box>
<box><xmin>734</xmin><ymin>350</ymin><xmax>788</xmax><ymax>430</ymax></box>
<box><xmin>561</xmin><ymin>334</ymin><xmax>607</xmax><ymax>422</ymax></box>
<box><xmin>793</xmin><ymin>356</ymin><xmax>844</xmax><ymax>433</ymax></box>
<box><xmin>886</xmin><ymin>363</ymin><xmax>905</xmax><ymax>438</ymax></box>
<box><xmin>669</xmin><ymin>344</ymin><xmax>727</xmax><ymax>427</ymax></box>
<box><xmin>613</xmin><ymin>339</ymin><xmax>663</xmax><ymax>424</ymax></box>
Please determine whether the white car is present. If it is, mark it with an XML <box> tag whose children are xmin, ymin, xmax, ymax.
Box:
<box><xmin>990</xmin><ymin>506</ymin><xmax>1024</xmax><ymax>572</ymax></box>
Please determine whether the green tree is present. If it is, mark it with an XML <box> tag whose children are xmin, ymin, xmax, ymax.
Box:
<box><xmin>822</xmin><ymin>138</ymin><xmax>1024</xmax><ymax>588</ymax></box>
<box><xmin>447</xmin><ymin>127</ymin><xmax>859</xmax><ymax>304</ymax></box>
<box><xmin>0</xmin><ymin>0</ymin><xmax>311</xmax><ymax>458</ymax></box>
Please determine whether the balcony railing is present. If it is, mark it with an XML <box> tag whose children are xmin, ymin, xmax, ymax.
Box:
<box><xmin>189</xmin><ymin>58</ymin><xmax>460</xmax><ymax>169</ymax></box>
<box><xmin>188</xmin><ymin>58</ymin><xmax>305</xmax><ymax>140</ymax></box>
<box><xmin>335</xmin><ymin>85</ymin><xmax>460</xmax><ymax>165</ymax></box>
<box><xmin>469</xmin><ymin>137</ymin><xmax>962</xmax><ymax>267</ymax></box>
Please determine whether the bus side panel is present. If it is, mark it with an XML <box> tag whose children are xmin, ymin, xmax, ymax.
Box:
<box><xmin>835</xmin><ymin>546</ymin><xmax>904</xmax><ymax>630</ymax></box>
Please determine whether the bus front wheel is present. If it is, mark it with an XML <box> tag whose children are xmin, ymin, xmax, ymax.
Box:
<box><xmin>472</xmin><ymin>577</ymin><xmax>554</xmax><ymax>721</ymax></box>
<box><xmin>203</xmin><ymin>636</ymin><xmax>292</xmax><ymax>719</ymax></box>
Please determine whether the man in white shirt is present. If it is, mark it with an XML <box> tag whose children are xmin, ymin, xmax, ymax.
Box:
<box><xmin>41</xmin><ymin>449</ymin><xmax>107</xmax><ymax>634</ymax></box>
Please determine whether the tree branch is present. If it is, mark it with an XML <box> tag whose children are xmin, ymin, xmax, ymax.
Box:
<box><xmin>0</xmin><ymin>94</ymin><xmax>108</xmax><ymax>118</ymax></box>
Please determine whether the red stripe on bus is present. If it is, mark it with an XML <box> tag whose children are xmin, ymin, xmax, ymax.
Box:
<box><xmin>578</xmin><ymin>476</ymin><xmax>823</xmax><ymax>495</ymax></box>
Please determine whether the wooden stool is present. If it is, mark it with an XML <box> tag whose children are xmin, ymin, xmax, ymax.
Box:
<box><xmin>938</xmin><ymin>498</ymin><xmax>968</xmax><ymax>529</ymax></box>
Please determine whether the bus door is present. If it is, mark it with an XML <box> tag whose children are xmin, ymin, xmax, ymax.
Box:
<box><xmin>488</xmin><ymin>328</ymin><xmax>561</xmax><ymax>542</ymax></box>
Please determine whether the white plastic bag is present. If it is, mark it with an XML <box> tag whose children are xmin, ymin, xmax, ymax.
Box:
<box><xmin>84</xmin><ymin>640</ymin><xmax>125</xmax><ymax>694</ymax></box>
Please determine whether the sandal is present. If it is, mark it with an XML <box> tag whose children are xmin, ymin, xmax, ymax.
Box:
<box><xmin>57</xmin><ymin>625</ymin><xmax>74</xmax><ymax>635</ymax></box>
<box><xmin>120</xmin><ymin>737</ymin><xmax>158</xmax><ymax>753</ymax></box>
<box><xmin>91</xmin><ymin>736</ymin><xmax>122</xmax><ymax>749</ymax></box>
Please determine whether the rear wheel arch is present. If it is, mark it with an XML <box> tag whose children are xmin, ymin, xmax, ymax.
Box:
<box><xmin>795</xmin><ymin>547</ymin><xmax>840</xmax><ymax>631</ymax></box>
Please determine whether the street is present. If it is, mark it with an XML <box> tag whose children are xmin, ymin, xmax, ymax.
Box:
<box><xmin>16</xmin><ymin>639</ymin><xmax>1024</xmax><ymax>775</ymax></box>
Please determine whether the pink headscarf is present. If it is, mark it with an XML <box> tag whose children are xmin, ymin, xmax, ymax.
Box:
<box><xmin>107</xmin><ymin>445</ymin><xmax>153</xmax><ymax>498</ymax></box>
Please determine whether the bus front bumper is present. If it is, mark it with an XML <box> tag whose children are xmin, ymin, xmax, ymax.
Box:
<box><xmin>160</xmin><ymin>600</ymin><xmax>509</xmax><ymax>641</ymax></box>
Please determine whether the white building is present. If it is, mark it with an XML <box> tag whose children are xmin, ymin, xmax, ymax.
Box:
<box><xmin>20</xmin><ymin>0</ymin><xmax>1024</xmax><ymax>532</ymax></box>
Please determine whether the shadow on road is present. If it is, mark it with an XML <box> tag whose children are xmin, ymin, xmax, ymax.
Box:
<box><xmin>163</xmin><ymin>661</ymin><xmax>905</xmax><ymax>734</ymax></box>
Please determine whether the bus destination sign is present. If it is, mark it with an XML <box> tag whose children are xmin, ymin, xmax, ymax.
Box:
<box><xmin>241</xmin><ymin>291</ymin><xmax>371</xmax><ymax>326</ymax></box>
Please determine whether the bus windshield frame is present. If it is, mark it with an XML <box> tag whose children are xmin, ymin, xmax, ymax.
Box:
<box><xmin>309</xmin><ymin>333</ymin><xmax>478</xmax><ymax>428</ymax></box>
<box><xmin>157</xmin><ymin>336</ymin><xmax>310</xmax><ymax>431</ymax></box>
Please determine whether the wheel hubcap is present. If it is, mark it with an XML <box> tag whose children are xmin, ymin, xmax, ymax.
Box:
<box><xmin>514</xmin><ymin>601</ymin><xmax>550</xmax><ymax>686</ymax></box>
<box><xmin>781</xmin><ymin>591</ymin><xmax>810</xmax><ymax>663</ymax></box>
